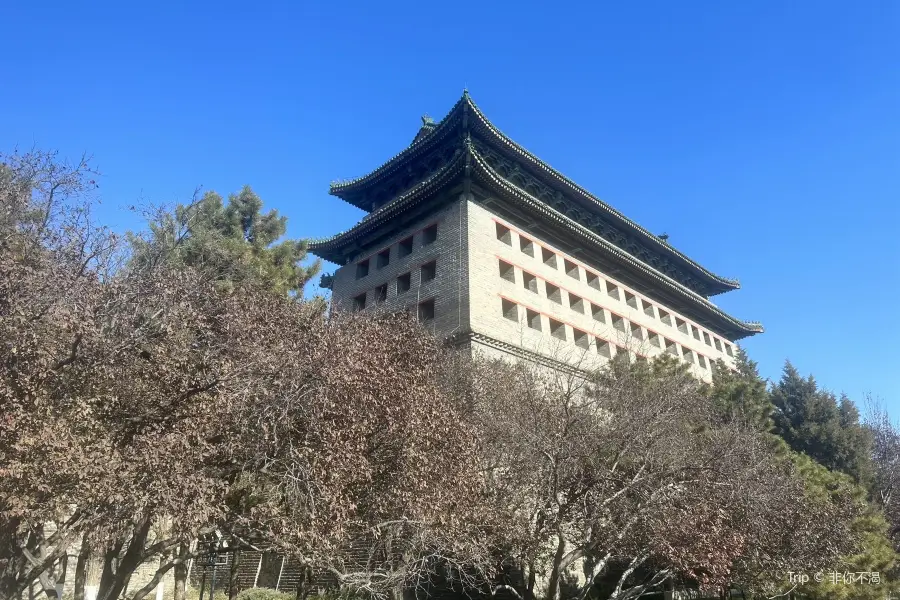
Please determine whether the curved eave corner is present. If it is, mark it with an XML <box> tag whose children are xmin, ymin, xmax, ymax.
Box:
<box><xmin>311</xmin><ymin>150</ymin><xmax>467</xmax><ymax>264</ymax></box>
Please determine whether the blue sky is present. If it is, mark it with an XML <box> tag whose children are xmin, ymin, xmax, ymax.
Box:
<box><xmin>3</xmin><ymin>1</ymin><xmax>898</xmax><ymax>408</ymax></box>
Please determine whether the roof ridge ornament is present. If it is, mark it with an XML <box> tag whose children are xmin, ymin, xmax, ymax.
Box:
<box><xmin>421</xmin><ymin>114</ymin><xmax>434</xmax><ymax>126</ymax></box>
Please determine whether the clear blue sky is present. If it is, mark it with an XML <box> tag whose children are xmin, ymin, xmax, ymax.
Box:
<box><xmin>3</xmin><ymin>1</ymin><xmax>898</xmax><ymax>408</ymax></box>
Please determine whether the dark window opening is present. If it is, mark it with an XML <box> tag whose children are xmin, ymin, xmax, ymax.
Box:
<box><xmin>625</xmin><ymin>291</ymin><xmax>639</xmax><ymax>310</ymax></box>
<box><xmin>549</xmin><ymin>318</ymin><xmax>566</xmax><ymax>341</ymax></box>
<box><xmin>573</xmin><ymin>329</ymin><xmax>589</xmax><ymax>349</ymax></box>
<box><xmin>496</xmin><ymin>222</ymin><xmax>512</xmax><ymax>245</ymax></box>
<box><xmin>607</xmin><ymin>283</ymin><xmax>620</xmax><ymax>301</ymax></box>
<box><xmin>564</xmin><ymin>259</ymin><xmax>579</xmax><ymax>280</ymax></box>
<box><xmin>353</xmin><ymin>293</ymin><xmax>366</xmax><ymax>311</ymax></box>
<box><xmin>542</xmin><ymin>247</ymin><xmax>557</xmax><ymax>268</ymax></box>
<box><xmin>375</xmin><ymin>283</ymin><xmax>388</xmax><ymax>304</ymax></box>
<box><xmin>422</xmin><ymin>224</ymin><xmax>438</xmax><ymax>246</ymax></box>
<box><xmin>398</xmin><ymin>236</ymin><xmax>414</xmax><ymax>257</ymax></box>
<box><xmin>569</xmin><ymin>293</ymin><xmax>584</xmax><ymax>313</ymax></box>
<box><xmin>502</xmin><ymin>298</ymin><xmax>518</xmax><ymax>322</ymax></box>
<box><xmin>421</xmin><ymin>260</ymin><xmax>437</xmax><ymax>282</ymax></box>
<box><xmin>499</xmin><ymin>259</ymin><xmax>516</xmax><ymax>283</ymax></box>
<box><xmin>520</xmin><ymin>236</ymin><xmax>535</xmax><ymax>257</ymax></box>
<box><xmin>523</xmin><ymin>271</ymin><xmax>538</xmax><ymax>293</ymax></box>
<box><xmin>396</xmin><ymin>272</ymin><xmax>411</xmax><ymax>294</ymax></box>
<box><xmin>591</xmin><ymin>304</ymin><xmax>605</xmax><ymax>323</ymax></box>
<box><xmin>356</xmin><ymin>259</ymin><xmax>370</xmax><ymax>279</ymax></box>
<box><xmin>527</xmin><ymin>309</ymin><xmax>542</xmax><ymax>331</ymax></box>
<box><xmin>586</xmin><ymin>271</ymin><xmax>602</xmax><ymax>291</ymax></box>
<box><xmin>418</xmin><ymin>299</ymin><xmax>435</xmax><ymax>322</ymax></box>
<box><xmin>376</xmin><ymin>248</ymin><xmax>390</xmax><ymax>269</ymax></box>
<box><xmin>545</xmin><ymin>282</ymin><xmax>561</xmax><ymax>304</ymax></box>
<box><xmin>596</xmin><ymin>339</ymin><xmax>612</xmax><ymax>358</ymax></box>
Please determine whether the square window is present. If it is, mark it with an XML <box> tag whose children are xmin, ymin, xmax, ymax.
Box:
<box><xmin>421</xmin><ymin>260</ymin><xmax>437</xmax><ymax>282</ymax></box>
<box><xmin>649</xmin><ymin>332</ymin><xmax>662</xmax><ymax>347</ymax></box>
<box><xmin>693</xmin><ymin>327</ymin><xmax>701</xmax><ymax>341</ymax></box>
<box><xmin>499</xmin><ymin>259</ymin><xmax>516</xmax><ymax>283</ymax></box>
<box><xmin>573</xmin><ymin>328</ymin><xmax>589</xmax><ymax>349</ymax></box>
<box><xmin>682</xmin><ymin>348</ymin><xmax>694</xmax><ymax>364</ymax></box>
<box><xmin>586</xmin><ymin>271</ymin><xmax>602</xmax><ymax>291</ymax></box>
<box><xmin>607</xmin><ymin>283</ymin><xmax>620</xmax><ymax>301</ymax></box>
<box><xmin>564</xmin><ymin>259</ymin><xmax>579</xmax><ymax>280</ymax></box>
<box><xmin>625</xmin><ymin>291</ymin><xmax>639</xmax><ymax>310</ymax></box>
<box><xmin>376</xmin><ymin>248</ymin><xmax>390</xmax><ymax>269</ymax></box>
<box><xmin>665</xmin><ymin>339</ymin><xmax>679</xmax><ymax>356</ymax></box>
<box><xmin>522</xmin><ymin>271</ymin><xmax>538</xmax><ymax>293</ymax></box>
<box><xmin>549</xmin><ymin>318</ymin><xmax>566</xmax><ymax>341</ymax></box>
<box><xmin>676</xmin><ymin>318</ymin><xmax>689</xmax><ymax>335</ymax></box>
<box><xmin>356</xmin><ymin>259</ymin><xmax>370</xmax><ymax>279</ymax></box>
<box><xmin>612</xmin><ymin>314</ymin><xmax>627</xmax><ymax>333</ymax></box>
<box><xmin>422</xmin><ymin>224</ymin><xmax>438</xmax><ymax>246</ymax></box>
<box><xmin>714</xmin><ymin>338</ymin><xmax>723</xmax><ymax>352</ymax></box>
<box><xmin>703</xmin><ymin>332</ymin><xmax>712</xmax><ymax>346</ymax></box>
<box><xmin>375</xmin><ymin>283</ymin><xmax>388</xmax><ymax>304</ymax></box>
<box><xmin>502</xmin><ymin>298</ymin><xmax>518</xmax><ymax>322</ymax></box>
<box><xmin>520</xmin><ymin>236</ymin><xmax>535</xmax><ymax>257</ymax></box>
<box><xmin>542</xmin><ymin>247</ymin><xmax>557</xmax><ymax>269</ymax></box>
<box><xmin>615</xmin><ymin>346</ymin><xmax>630</xmax><ymax>363</ymax></box>
<box><xmin>527</xmin><ymin>309</ymin><xmax>542</xmax><ymax>331</ymax></box>
<box><xmin>418</xmin><ymin>298</ymin><xmax>435</xmax><ymax>322</ymax></box>
<box><xmin>545</xmin><ymin>282</ymin><xmax>561</xmax><ymax>304</ymax></box>
<box><xmin>643</xmin><ymin>303</ymin><xmax>655</xmax><ymax>319</ymax></box>
<box><xmin>496</xmin><ymin>222</ymin><xmax>512</xmax><ymax>245</ymax></box>
<box><xmin>398</xmin><ymin>236</ymin><xmax>414</xmax><ymax>257</ymax></box>
<box><xmin>658</xmin><ymin>309</ymin><xmax>672</xmax><ymax>326</ymax></box>
<box><xmin>569</xmin><ymin>293</ymin><xmax>584</xmax><ymax>313</ymax></box>
<box><xmin>630</xmin><ymin>324</ymin><xmax>644</xmax><ymax>341</ymax></box>
<box><xmin>596</xmin><ymin>339</ymin><xmax>612</xmax><ymax>358</ymax></box>
<box><xmin>591</xmin><ymin>304</ymin><xmax>606</xmax><ymax>323</ymax></box>
<box><xmin>725</xmin><ymin>343</ymin><xmax>734</xmax><ymax>357</ymax></box>
<box><xmin>353</xmin><ymin>293</ymin><xmax>366</xmax><ymax>311</ymax></box>
<box><xmin>396</xmin><ymin>272</ymin><xmax>411</xmax><ymax>294</ymax></box>
<box><xmin>697</xmin><ymin>355</ymin><xmax>708</xmax><ymax>369</ymax></box>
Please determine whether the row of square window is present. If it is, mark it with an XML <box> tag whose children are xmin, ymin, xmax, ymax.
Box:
<box><xmin>495</xmin><ymin>235</ymin><xmax>734</xmax><ymax>358</ymax></box>
<box><xmin>500</xmin><ymin>298</ymin><xmax>714</xmax><ymax>369</ymax></box>
<box><xmin>352</xmin><ymin>261</ymin><xmax>438</xmax><ymax>310</ymax></box>
<box><xmin>356</xmin><ymin>224</ymin><xmax>438</xmax><ymax>279</ymax></box>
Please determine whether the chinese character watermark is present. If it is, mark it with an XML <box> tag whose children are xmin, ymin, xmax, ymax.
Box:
<box><xmin>786</xmin><ymin>571</ymin><xmax>881</xmax><ymax>586</ymax></box>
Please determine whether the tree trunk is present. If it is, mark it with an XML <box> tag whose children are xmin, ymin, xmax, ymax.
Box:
<box><xmin>54</xmin><ymin>553</ymin><xmax>68</xmax><ymax>600</ymax></box>
<box><xmin>295</xmin><ymin>563</ymin><xmax>312</xmax><ymax>600</ymax></box>
<box><xmin>96</xmin><ymin>516</ymin><xmax>152</xmax><ymax>600</ymax></box>
<box><xmin>173</xmin><ymin>545</ymin><xmax>188</xmax><ymax>600</ymax></box>
<box><xmin>228</xmin><ymin>550</ymin><xmax>241</xmax><ymax>600</ymax></box>
<box><xmin>543</xmin><ymin>534</ymin><xmax>567</xmax><ymax>600</ymax></box>
<box><xmin>73</xmin><ymin>543</ymin><xmax>90</xmax><ymax>600</ymax></box>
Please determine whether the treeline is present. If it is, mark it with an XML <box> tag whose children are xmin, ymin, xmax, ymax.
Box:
<box><xmin>0</xmin><ymin>150</ymin><xmax>897</xmax><ymax>600</ymax></box>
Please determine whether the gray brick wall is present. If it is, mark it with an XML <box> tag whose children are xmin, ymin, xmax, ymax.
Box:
<box><xmin>331</xmin><ymin>194</ymin><xmax>471</xmax><ymax>339</ymax></box>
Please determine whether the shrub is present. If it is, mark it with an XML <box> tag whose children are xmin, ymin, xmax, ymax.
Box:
<box><xmin>236</xmin><ymin>589</ymin><xmax>295</xmax><ymax>600</ymax></box>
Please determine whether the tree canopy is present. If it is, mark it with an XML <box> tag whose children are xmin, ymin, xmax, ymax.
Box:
<box><xmin>129</xmin><ymin>186</ymin><xmax>320</xmax><ymax>296</ymax></box>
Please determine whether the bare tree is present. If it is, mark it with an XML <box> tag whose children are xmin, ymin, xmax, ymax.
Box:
<box><xmin>446</xmin><ymin>353</ymin><xmax>860</xmax><ymax>600</ymax></box>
